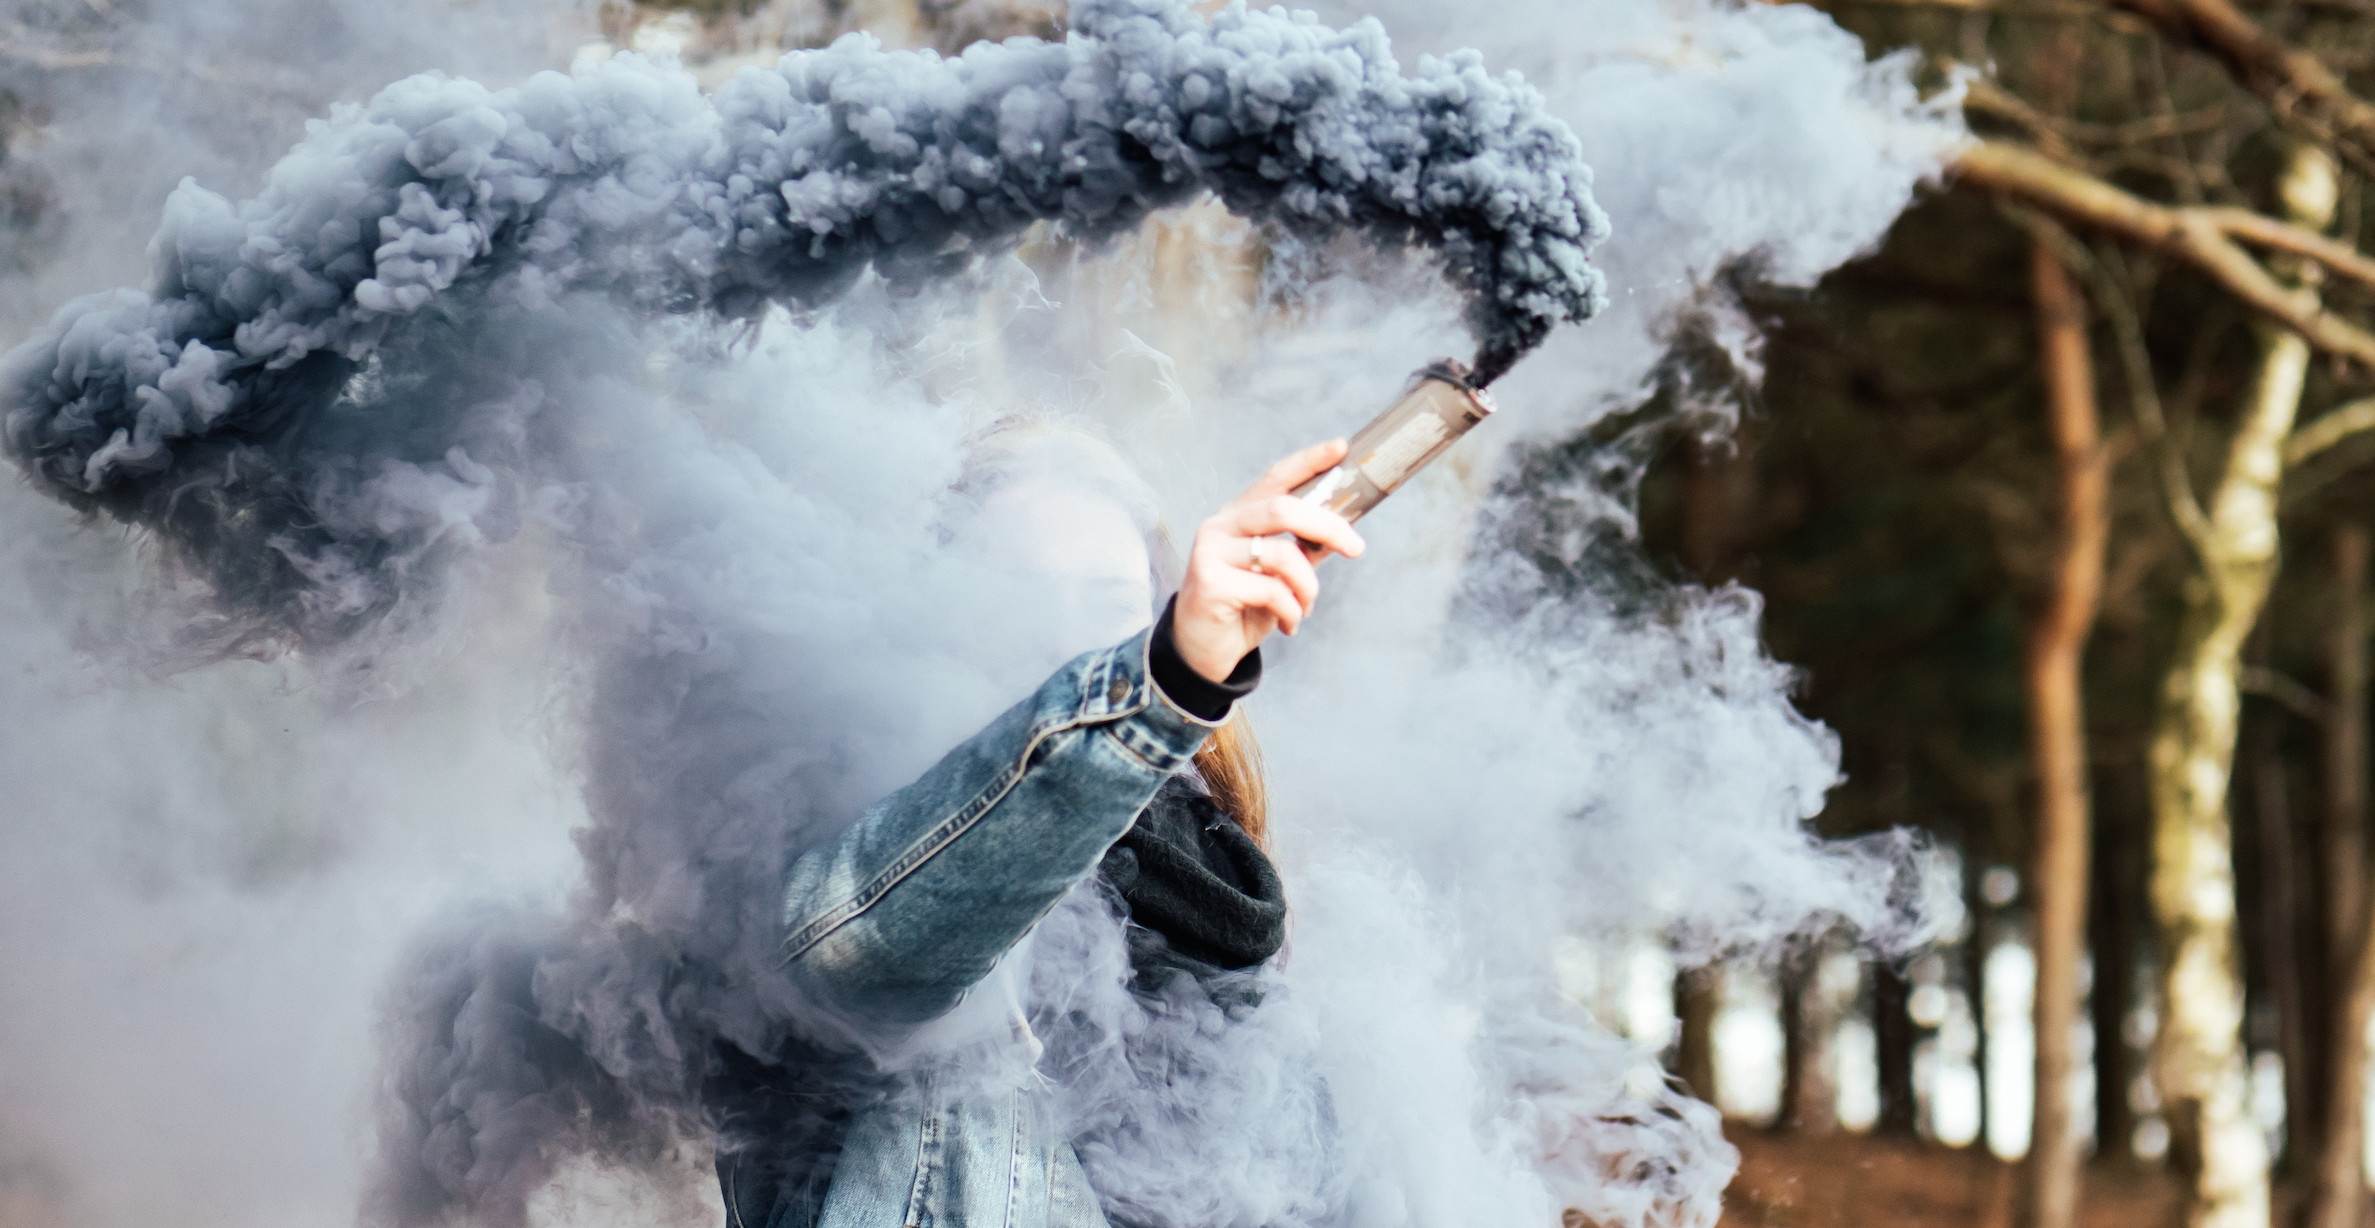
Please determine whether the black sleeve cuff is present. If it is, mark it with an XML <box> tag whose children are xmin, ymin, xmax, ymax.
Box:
<box><xmin>1149</xmin><ymin>596</ymin><xmax>1261</xmax><ymax>722</ymax></box>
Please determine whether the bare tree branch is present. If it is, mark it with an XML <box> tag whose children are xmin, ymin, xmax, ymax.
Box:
<box><xmin>1965</xmin><ymin>76</ymin><xmax>2230</xmax><ymax>147</ymax></box>
<box><xmin>2002</xmin><ymin>201</ymin><xmax>2217</xmax><ymax>552</ymax></box>
<box><xmin>1965</xmin><ymin>78</ymin><xmax>2077</xmax><ymax>157</ymax></box>
<box><xmin>1832</xmin><ymin>0</ymin><xmax>2128</xmax><ymax>18</ymax></box>
<box><xmin>2243</xmin><ymin>664</ymin><xmax>2334</xmax><ymax>722</ymax></box>
<box><xmin>2210</xmin><ymin>207</ymin><xmax>2375</xmax><ymax>285</ymax></box>
<box><xmin>2084</xmin><ymin>243</ymin><xmax>2216</xmax><ymax>551</ymax></box>
<box><xmin>1953</xmin><ymin>141</ymin><xmax>2375</xmax><ymax>367</ymax></box>
<box><xmin>2100</xmin><ymin>0</ymin><xmax>2375</xmax><ymax>172</ymax></box>
<box><xmin>2288</xmin><ymin>396</ymin><xmax>2375</xmax><ymax>466</ymax></box>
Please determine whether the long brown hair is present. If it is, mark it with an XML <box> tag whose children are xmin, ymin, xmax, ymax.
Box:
<box><xmin>1192</xmin><ymin>710</ymin><xmax>1268</xmax><ymax>847</ymax></box>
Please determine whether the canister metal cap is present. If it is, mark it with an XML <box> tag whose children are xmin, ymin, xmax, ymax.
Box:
<box><xmin>1414</xmin><ymin>358</ymin><xmax>1497</xmax><ymax>416</ymax></box>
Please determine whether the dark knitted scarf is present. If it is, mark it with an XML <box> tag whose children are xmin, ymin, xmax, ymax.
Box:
<box><xmin>1098</xmin><ymin>776</ymin><xmax>1286</xmax><ymax>974</ymax></box>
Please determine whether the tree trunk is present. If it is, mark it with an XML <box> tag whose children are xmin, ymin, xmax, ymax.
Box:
<box><xmin>1679</xmin><ymin>432</ymin><xmax>1754</xmax><ymax>586</ymax></box>
<box><xmin>2327</xmin><ymin>526</ymin><xmax>2368</xmax><ymax>968</ymax></box>
<box><xmin>2022</xmin><ymin>232</ymin><xmax>2112</xmax><ymax>1228</ymax></box>
<box><xmin>2094</xmin><ymin>764</ymin><xmax>2145</xmax><ymax>1164</ymax></box>
<box><xmin>1781</xmin><ymin>940</ymin><xmax>1840</xmax><ymax>1134</ymax></box>
<box><xmin>2309</xmin><ymin>523</ymin><xmax>2373</xmax><ymax>1228</ymax></box>
<box><xmin>1671</xmin><ymin>428</ymin><xmax>1750</xmax><ymax>1113</ymax></box>
<box><xmin>1674</xmin><ymin>967</ymin><xmax>1721</xmax><ymax>1107</ymax></box>
<box><xmin>2248</xmin><ymin>699</ymin><xmax>2313</xmax><ymax>1177</ymax></box>
<box><xmin>1975</xmin><ymin>852</ymin><xmax>1997</xmax><ymax>1150</ymax></box>
<box><xmin>1875</xmin><ymin>960</ymin><xmax>1921</xmax><ymax>1136</ymax></box>
<box><xmin>1871</xmin><ymin>744</ymin><xmax>1921</xmax><ymax>1138</ymax></box>
<box><xmin>2151</xmin><ymin>138</ymin><xmax>2336</xmax><ymax>1228</ymax></box>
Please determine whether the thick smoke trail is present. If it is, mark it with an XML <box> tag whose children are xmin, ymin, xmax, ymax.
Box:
<box><xmin>0</xmin><ymin>1</ymin><xmax>1968</xmax><ymax>1227</ymax></box>
<box><xmin>0</xmin><ymin>6</ymin><xmax>1609</xmax><ymax>1214</ymax></box>
<box><xmin>2</xmin><ymin>0</ymin><xmax>1604</xmax><ymax>653</ymax></box>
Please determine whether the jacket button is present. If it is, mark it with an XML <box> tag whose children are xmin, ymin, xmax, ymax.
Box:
<box><xmin>1107</xmin><ymin>678</ymin><xmax>1130</xmax><ymax>705</ymax></box>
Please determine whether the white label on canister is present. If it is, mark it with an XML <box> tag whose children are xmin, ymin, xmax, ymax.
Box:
<box><xmin>1296</xmin><ymin>465</ymin><xmax>1362</xmax><ymax>513</ymax></box>
<box><xmin>1359</xmin><ymin>412</ymin><xmax>1450</xmax><ymax>489</ymax></box>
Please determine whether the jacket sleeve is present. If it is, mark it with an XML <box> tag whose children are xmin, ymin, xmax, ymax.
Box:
<box><xmin>779</xmin><ymin>625</ymin><xmax>1225</xmax><ymax>1028</ymax></box>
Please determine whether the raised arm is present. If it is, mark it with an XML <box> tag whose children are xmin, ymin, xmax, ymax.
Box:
<box><xmin>778</xmin><ymin>440</ymin><xmax>1365</xmax><ymax>1031</ymax></box>
<box><xmin>779</xmin><ymin>623</ymin><xmax>1213</xmax><ymax>1028</ymax></box>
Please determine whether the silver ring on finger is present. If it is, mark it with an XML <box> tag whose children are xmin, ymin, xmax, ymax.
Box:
<box><xmin>1247</xmin><ymin>535</ymin><xmax>1266</xmax><ymax>574</ymax></box>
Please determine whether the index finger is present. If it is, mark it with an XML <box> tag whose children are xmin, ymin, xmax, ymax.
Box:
<box><xmin>1242</xmin><ymin>438</ymin><xmax>1350</xmax><ymax>500</ymax></box>
<box><xmin>1225</xmin><ymin>496</ymin><xmax>1365</xmax><ymax>560</ymax></box>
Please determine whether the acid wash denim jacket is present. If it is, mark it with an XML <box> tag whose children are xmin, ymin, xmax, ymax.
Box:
<box><xmin>728</xmin><ymin>623</ymin><xmax>1235</xmax><ymax>1228</ymax></box>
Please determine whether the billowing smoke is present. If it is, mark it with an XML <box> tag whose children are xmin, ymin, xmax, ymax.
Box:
<box><xmin>0</xmin><ymin>1</ymin><xmax>1966</xmax><ymax>1227</ymax></box>
<box><xmin>2</xmin><ymin>0</ymin><xmax>1604</xmax><ymax>654</ymax></box>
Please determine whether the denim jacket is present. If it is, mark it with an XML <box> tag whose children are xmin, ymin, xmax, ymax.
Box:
<box><xmin>728</xmin><ymin>624</ymin><xmax>1229</xmax><ymax>1228</ymax></box>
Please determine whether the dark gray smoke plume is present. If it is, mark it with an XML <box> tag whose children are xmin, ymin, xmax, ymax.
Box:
<box><xmin>0</xmin><ymin>0</ymin><xmax>1604</xmax><ymax>653</ymax></box>
<box><xmin>0</xmin><ymin>2</ymin><xmax>1610</xmax><ymax>1225</ymax></box>
<box><xmin>0</xmin><ymin>0</ymin><xmax>1977</xmax><ymax>1225</ymax></box>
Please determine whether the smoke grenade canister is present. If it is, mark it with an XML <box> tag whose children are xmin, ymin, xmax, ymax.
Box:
<box><xmin>1292</xmin><ymin>360</ymin><xmax>1497</xmax><ymax>534</ymax></box>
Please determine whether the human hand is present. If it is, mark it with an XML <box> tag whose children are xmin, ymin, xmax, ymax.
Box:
<box><xmin>1170</xmin><ymin>440</ymin><xmax>1367</xmax><ymax>684</ymax></box>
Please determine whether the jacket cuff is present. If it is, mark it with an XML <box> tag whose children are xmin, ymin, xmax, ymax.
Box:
<box><xmin>1073</xmin><ymin>626</ymin><xmax>1228</xmax><ymax>775</ymax></box>
<box><xmin>1148</xmin><ymin>596</ymin><xmax>1261</xmax><ymax>722</ymax></box>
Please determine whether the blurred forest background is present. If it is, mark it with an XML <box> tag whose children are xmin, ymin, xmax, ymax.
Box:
<box><xmin>23</xmin><ymin>0</ymin><xmax>2375</xmax><ymax>1225</ymax></box>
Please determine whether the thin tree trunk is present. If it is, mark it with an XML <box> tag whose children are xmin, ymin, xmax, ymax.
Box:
<box><xmin>2152</xmin><ymin>139</ymin><xmax>2337</xmax><ymax>1228</ymax></box>
<box><xmin>2272</xmin><ymin>532</ymin><xmax>2370</xmax><ymax>1185</ymax></box>
<box><xmin>1679</xmin><ymin>432</ymin><xmax>1753</xmax><ymax>586</ymax></box>
<box><xmin>2309</xmin><ymin>523</ymin><xmax>2373</xmax><ymax>1228</ymax></box>
<box><xmin>1674</xmin><ymin>967</ymin><xmax>1721</xmax><ymax>1106</ymax></box>
<box><xmin>2095</xmin><ymin>764</ymin><xmax>2144</xmax><ymax>1164</ymax></box>
<box><xmin>1873</xmin><ymin>747</ymin><xmax>1921</xmax><ymax>1138</ymax></box>
<box><xmin>1875</xmin><ymin>960</ymin><xmax>1921</xmax><ymax>1136</ymax></box>
<box><xmin>2327</xmin><ymin>525</ymin><xmax>2368</xmax><ymax>964</ymax></box>
<box><xmin>1975</xmin><ymin>853</ymin><xmax>1996</xmax><ymax>1149</ymax></box>
<box><xmin>2314</xmin><ymin>884</ymin><xmax>2375</xmax><ymax>1228</ymax></box>
<box><xmin>1781</xmin><ymin>939</ymin><xmax>1840</xmax><ymax>1134</ymax></box>
<box><xmin>2250</xmin><ymin>701</ymin><xmax>2313</xmax><ymax>1177</ymax></box>
<box><xmin>2022</xmin><ymin>233</ymin><xmax>2112</xmax><ymax>1228</ymax></box>
<box><xmin>1672</xmin><ymin>432</ymin><xmax>1748</xmax><ymax>1111</ymax></box>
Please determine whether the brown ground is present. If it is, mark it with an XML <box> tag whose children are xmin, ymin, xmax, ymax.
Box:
<box><xmin>0</xmin><ymin>1127</ymin><xmax>2207</xmax><ymax>1228</ymax></box>
<box><xmin>1722</xmin><ymin>1127</ymin><xmax>2184</xmax><ymax>1228</ymax></box>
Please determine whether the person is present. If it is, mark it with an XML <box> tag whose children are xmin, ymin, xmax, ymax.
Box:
<box><xmin>713</xmin><ymin>437</ymin><xmax>1367</xmax><ymax>1228</ymax></box>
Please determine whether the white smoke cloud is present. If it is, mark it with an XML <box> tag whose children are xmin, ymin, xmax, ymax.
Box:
<box><xmin>0</xmin><ymin>2</ymin><xmax>1966</xmax><ymax>1228</ymax></box>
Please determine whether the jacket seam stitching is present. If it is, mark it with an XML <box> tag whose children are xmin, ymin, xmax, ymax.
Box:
<box><xmin>780</xmin><ymin>704</ymin><xmax>1135</xmax><ymax>961</ymax></box>
<box><xmin>905</xmin><ymin>1071</ymin><xmax>940</xmax><ymax>1228</ymax></box>
<box><xmin>1006</xmin><ymin>1085</ymin><xmax>1028</xmax><ymax>1228</ymax></box>
<box><xmin>1102</xmin><ymin>722</ymin><xmax>1187</xmax><ymax>773</ymax></box>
